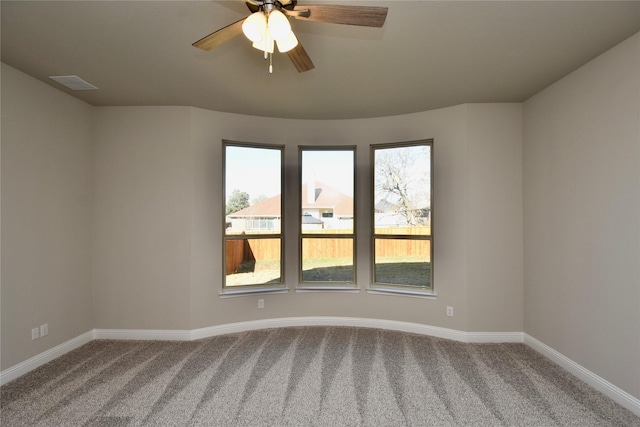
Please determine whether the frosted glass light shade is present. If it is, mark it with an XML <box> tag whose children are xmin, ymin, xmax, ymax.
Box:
<box><xmin>267</xmin><ymin>10</ymin><xmax>291</xmax><ymax>41</ymax></box>
<box><xmin>242</xmin><ymin>12</ymin><xmax>267</xmax><ymax>43</ymax></box>
<box><xmin>253</xmin><ymin>32</ymin><xmax>274</xmax><ymax>53</ymax></box>
<box><xmin>276</xmin><ymin>31</ymin><xmax>298</xmax><ymax>53</ymax></box>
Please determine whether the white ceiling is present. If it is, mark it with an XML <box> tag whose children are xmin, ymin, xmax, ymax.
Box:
<box><xmin>2</xmin><ymin>1</ymin><xmax>639</xmax><ymax>120</ymax></box>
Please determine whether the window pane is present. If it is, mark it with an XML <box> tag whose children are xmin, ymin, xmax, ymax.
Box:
<box><xmin>225</xmin><ymin>238</ymin><xmax>281</xmax><ymax>286</ymax></box>
<box><xmin>301</xmin><ymin>238</ymin><xmax>354</xmax><ymax>283</ymax></box>
<box><xmin>374</xmin><ymin>145</ymin><xmax>431</xmax><ymax>235</ymax></box>
<box><xmin>301</xmin><ymin>150</ymin><xmax>354</xmax><ymax>234</ymax></box>
<box><xmin>374</xmin><ymin>238</ymin><xmax>431</xmax><ymax>288</ymax></box>
<box><xmin>225</xmin><ymin>145</ymin><xmax>281</xmax><ymax>235</ymax></box>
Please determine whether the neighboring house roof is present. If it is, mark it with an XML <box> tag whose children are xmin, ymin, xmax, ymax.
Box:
<box><xmin>302</xmin><ymin>181</ymin><xmax>353</xmax><ymax>217</ymax></box>
<box><xmin>228</xmin><ymin>181</ymin><xmax>353</xmax><ymax>218</ymax></box>
<box><xmin>229</xmin><ymin>194</ymin><xmax>282</xmax><ymax>217</ymax></box>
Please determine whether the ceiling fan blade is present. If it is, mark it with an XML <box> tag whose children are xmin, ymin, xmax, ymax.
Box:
<box><xmin>193</xmin><ymin>18</ymin><xmax>246</xmax><ymax>51</ymax></box>
<box><xmin>291</xmin><ymin>5</ymin><xmax>388</xmax><ymax>27</ymax></box>
<box><xmin>287</xmin><ymin>43</ymin><xmax>315</xmax><ymax>72</ymax></box>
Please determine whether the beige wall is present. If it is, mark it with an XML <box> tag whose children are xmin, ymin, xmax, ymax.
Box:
<box><xmin>187</xmin><ymin>106</ymin><xmax>473</xmax><ymax>330</ymax></box>
<box><xmin>466</xmin><ymin>104</ymin><xmax>524</xmax><ymax>332</ymax></box>
<box><xmin>90</xmin><ymin>103</ymin><xmax>523</xmax><ymax>333</ymax></box>
<box><xmin>523</xmin><ymin>33</ymin><xmax>640</xmax><ymax>399</ymax></box>
<box><xmin>1</xmin><ymin>64</ymin><xmax>94</xmax><ymax>369</ymax></box>
<box><xmin>92</xmin><ymin>107</ymin><xmax>193</xmax><ymax>330</ymax></box>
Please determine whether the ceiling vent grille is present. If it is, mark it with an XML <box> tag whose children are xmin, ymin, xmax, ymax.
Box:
<box><xmin>49</xmin><ymin>75</ymin><xmax>98</xmax><ymax>90</ymax></box>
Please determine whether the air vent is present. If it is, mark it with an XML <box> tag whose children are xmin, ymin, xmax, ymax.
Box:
<box><xmin>49</xmin><ymin>75</ymin><xmax>98</xmax><ymax>90</ymax></box>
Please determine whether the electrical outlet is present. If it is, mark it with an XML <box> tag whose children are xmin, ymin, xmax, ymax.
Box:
<box><xmin>446</xmin><ymin>306</ymin><xmax>454</xmax><ymax>317</ymax></box>
<box><xmin>258</xmin><ymin>299</ymin><xmax>264</xmax><ymax>309</ymax></box>
<box><xmin>31</xmin><ymin>327</ymin><xmax>40</xmax><ymax>340</ymax></box>
<box><xmin>40</xmin><ymin>323</ymin><xmax>49</xmax><ymax>337</ymax></box>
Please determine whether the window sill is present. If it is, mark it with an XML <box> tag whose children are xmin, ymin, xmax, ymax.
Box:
<box><xmin>219</xmin><ymin>287</ymin><xmax>289</xmax><ymax>298</ymax></box>
<box><xmin>296</xmin><ymin>286</ymin><xmax>361</xmax><ymax>293</ymax></box>
<box><xmin>367</xmin><ymin>287</ymin><xmax>437</xmax><ymax>299</ymax></box>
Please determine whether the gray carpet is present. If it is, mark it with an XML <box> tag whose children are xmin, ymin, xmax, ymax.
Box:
<box><xmin>1</xmin><ymin>326</ymin><xmax>639</xmax><ymax>426</ymax></box>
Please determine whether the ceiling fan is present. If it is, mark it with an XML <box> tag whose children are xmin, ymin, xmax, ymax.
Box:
<box><xmin>192</xmin><ymin>0</ymin><xmax>388</xmax><ymax>73</ymax></box>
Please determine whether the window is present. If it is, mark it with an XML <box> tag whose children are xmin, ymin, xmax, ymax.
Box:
<box><xmin>299</xmin><ymin>147</ymin><xmax>356</xmax><ymax>287</ymax></box>
<box><xmin>223</xmin><ymin>141</ymin><xmax>285</xmax><ymax>292</ymax></box>
<box><xmin>371</xmin><ymin>141</ymin><xmax>433</xmax><ymax>293</ymax></box>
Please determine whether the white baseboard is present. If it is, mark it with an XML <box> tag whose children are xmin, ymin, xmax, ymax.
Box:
<box><xmin>466</xmin><ymin>330</ymin><xmax>525</xmax><ymax>343</ymax></box>
<box><xmin>90</xmin><ymin>317</ymin><xmax>522</xmax><ymax>344</ymax></box>
<box><xmin>94</xmin><ymin>328</ymin><xmax>192</xmax><ymax>341</ymax></box>
<box><xmin>0</xmin><ymin>330</ymin><xmax>94</xmax><ymax>386</ymax></box>
<box><xmin>525</xmin><ymin>334</ymin><xmax>640</xmax><ymax>417</ymax></box>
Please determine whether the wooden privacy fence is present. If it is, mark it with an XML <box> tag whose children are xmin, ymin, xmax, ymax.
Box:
<box><xmin>226</xmin><ymin>226</ymin><xmax>431</xmax><ymax>275</ymax></box>
<box><xmin>302</xmin><ymin>237</ymin><xmax>353</xmax><ymax>259</ymax></box>
<box><xmin>374</xmin><ymin>238</ymin><xmax>431</xmax><ymax>258</ymax></box>
<box><xmin>225</xmin><ymin>238</ymin><xmax>280</xmax><ymax>275</ymax></box>
<box><xmin>376</xmin><ymin>226</ymin><xmax>431</xmax><ymax>236</ymax></box>
<box><xmin>225</xmin><ymin>239</ymin><xmax>253</xmax><ymax>275</ymax></box>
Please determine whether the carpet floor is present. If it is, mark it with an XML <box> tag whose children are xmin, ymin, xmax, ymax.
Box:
<box><xmin>1</xmin><ymin>326</ymin><xmax>639</xmax><ymax>426</ymax></box>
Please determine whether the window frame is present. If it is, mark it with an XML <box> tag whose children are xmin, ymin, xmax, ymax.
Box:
<box><xmin>221</xmin><ymin>140</ymin><xmax>287</xmax><ymax>295</ymax></box>
<box><xmin>369</xmin><ymin>139</ymin><xmax>434</xmax><ymax>296</ymax></box>
<box><xmin>298</xmin><ymin>145</ymin><xmax>357</xmax><ymax>290</ymax></box>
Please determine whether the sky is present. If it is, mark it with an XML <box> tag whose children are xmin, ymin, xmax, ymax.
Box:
<box><xmin>302</xmin><ymin>150</ymin><xmax>354</xmax><ymax>197</ymax></box>
<box><xmin>225</xmin><ymin>144</ymin><xmax>431</xmax><ymax>204</ymax></box>
<box><xmin>225</xmin><ymin>145</ymin><xmax>282</xmax><ymax>202</ymax></box>
<box><xmin>225</xmin><ymin>146</ymin><xmax>355</xmax><ymax>202</ymax></box>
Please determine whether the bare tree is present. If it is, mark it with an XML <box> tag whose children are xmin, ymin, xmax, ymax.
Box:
<box><xmin>374</xmin><ymin>145</ymin><xmax>430</xmax><ymax>226</ymax></box>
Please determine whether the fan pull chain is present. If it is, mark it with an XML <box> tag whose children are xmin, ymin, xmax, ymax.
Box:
<box><xmin>269</xmin><ymin>53</ymin><xmax>273</xmax><ymax>74</ymax></box>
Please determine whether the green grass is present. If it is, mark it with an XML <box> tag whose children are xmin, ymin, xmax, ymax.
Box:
<box><xmin>374</xmin><ymin>260</ymin><xmax>431</xmax><ymax>287</ymax></box>
<box><xmin>301</xmin><ymin>257</ymin><xmax>353</xmax><ymax>282</ymax></box>
<box><xmin>226</xmin><ymin>260</ymin><xmax>281</xmax><ymax>286</ymax></box>
<box><xmin>227</xmin><ymin>257</ymin><xmax>431</xmax><ymax>288</ymax></box>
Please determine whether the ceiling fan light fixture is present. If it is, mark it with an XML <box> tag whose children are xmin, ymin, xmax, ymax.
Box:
<box><xmin>276</xmin><ymin>31</ymin><xmax>298</xmax><ymax>53</ymax></box>
<box><xmin>193</xmin><ymin>2</ymin><xmax>388</xmax><ymax>73</ymax></box>
<box><xmin>253</xmin><ymin>31</ymin><xmax>274</xmax><ymax>53</ymax></box>
<box><xmin>242</xmin><ymin>11</ymin><xmax>267</xmax><ymax>43</ymax></box>
<box><xmin>267</xmin><ymin>10</ymin><xmax>291</xmax><ymax>41</ymax></box>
